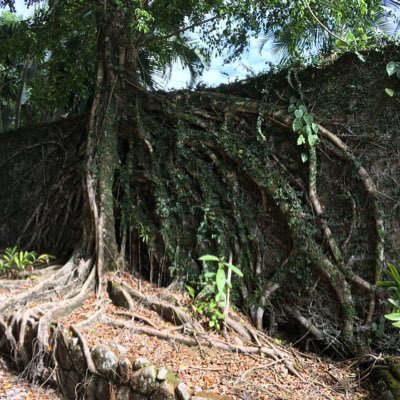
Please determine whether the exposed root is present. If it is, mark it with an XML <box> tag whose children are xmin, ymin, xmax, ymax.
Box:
<box><xmin>107</xmin><ymin>280</ymin><xmax>204</xmax><ymax>332</ymax></box>
<box><xmin>100</xmin><ymin>315</ymin><xmax>302</xmax><ymax>379</ymax></box>
<box><xmin>75</xmin><ymin>299</ymin><xmax>110</xmax><ymax>329</ymax></box>
<box><xmin>113</xmin><ymin>310</ymin><xmax>158</xmax><ymax>328</ymax></box>
<box><xmin>70</xmin><ymin>325</ymin><xmax>96</xmax><ymax>374</ymax></box>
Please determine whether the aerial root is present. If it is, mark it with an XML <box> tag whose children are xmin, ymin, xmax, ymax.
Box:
<box><xmin>0</xmin><ymin>256</ymin><xmax>95</xmax><ymax>383</ymax></box>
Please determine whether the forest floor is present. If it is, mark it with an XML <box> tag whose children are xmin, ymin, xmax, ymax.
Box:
<box><xmin>0</xmin><ymin>271</ymin><xmax>377</xmax><ymax>400</ymax></box>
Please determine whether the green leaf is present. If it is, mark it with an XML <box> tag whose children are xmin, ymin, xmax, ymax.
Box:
<box><xmin>305</xmin><ymin>125</ymin><xmax>312</xmax><ymax>136</ymax></box>
<box><xmin>292</xmin><ymin>118</ymin><xmax>303</xmax><ymax>132</ymax></box>
<box><xmin>346</xmin><ymin>30</ymin><xmax>356</xmax><ymax>43</ymax></box>
<box><xmin>377</xmin><ymin>280</ymin><xmax>393</xmax><ymax>288</ymax></box>
<box><xmin>385</xmin><ymin>88</ymin><xmax>395</xmax><ymax>97</ymax></box>
<box><xmin>388</xmin><ymin>264</ymin><xmax>400</xmax><ymax>286</ymax></box>
<box><xmin>392</xmin><ymin>321</ymin><xmax>400</xmax><ymax>328</ymax></box>
<box><xmin>297</xmin><ymin>135</ymin><xmax>305</xmax><ymax>145</ymax></box>
<box><xmin>308</xmin><ymin>134</ymin><xmax>318</xmax><ymax>147</ymax></box>
<box><xmin>303</xmin><ymin>113</ymin><xmax>314</xmax><ymax>126</ymax></box>
<box><xmin>387</xmin><ymin>61</ymin><xmax>398</xmax><ymax>76</ymax></box>
<box><xmin>384</xmin><ymin>313</ymin><xmax>400</xmax><ymax>321</ymax></box>
<box><xmin>289</xmin><ymin>96</ymin><xmax>297</xmax><ymax>104</ymax></box>
<box><xmin>311</xmin><ymin>123</ymin><xmax>319</xmax><ymax>134</ymax></box>
<box><xmin>388</xmin><ymin>298</ymin><xmax>400</xmax><ymax>309</ymax></box>
<box><xmin>294</xmin><ymin>109</ymin><xmax>304</xmax><ymax>119</ymax></box>
<box><xmin>215</xmin><ymin>292</ymin><xmax>226</xmax><ymax>303</ymax></box>
<box><xmin>224</xmin><ymin>262</ymin><xmax>243</xmax><ymax>277</ymax></box>
<box><xmin>199</xmin><ymin>254</ymin><xmax>220</xmax><ymax>262</ymax></box>
<box><xmin>203</xmin><ymin>272</ymin><xmax>216</xmax><ymax>278</ymax></box>
<box><xmin>216</xmin><ymin>268</ymin><xmax>226</xmax><ymax>293</ymax></box>
<box><xmin>298</xmin><ymin>104</ymin><xmax>307</xmax><ymax>114</ymax></box>
<box><xmin>288</xmin><ymin>104</ymin><xmax>296</xmax><ymax>113</ymax></box>
<box><xmin>301</xmin><ymin>152</ymin><xmax>308</xmax><ymax>163</ymax></box>
<box><xmin>185</xmin><ymin>285</ymin><xmax>195</xmax><ymax>298</ymax></box>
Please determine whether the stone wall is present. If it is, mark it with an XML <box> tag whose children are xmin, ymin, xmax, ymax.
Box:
<box><xmin>53</xmin><ymin>327</ymin><xmax>231</xmax><ymax>400</ymax></box>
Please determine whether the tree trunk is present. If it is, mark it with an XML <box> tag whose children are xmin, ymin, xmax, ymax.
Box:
<box><xmin>15</xmin><ymin>57</ymin><xmax>29</xmax><ymax>130</ymax></box>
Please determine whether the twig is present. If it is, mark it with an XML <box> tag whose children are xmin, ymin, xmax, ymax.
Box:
<box><xmin>234</xmin><ymin>360</ymin><xmax>282</xmax><ymax>384</ymax></box>
<box><xmin>304</xmin><ymin>0</ymin><xmax>349</xmax><ymax>45</ymax></box>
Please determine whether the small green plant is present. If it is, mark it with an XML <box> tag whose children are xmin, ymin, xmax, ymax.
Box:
<box><xmin>385</xmin><ymin>61</ymin><xmax>400</xmax><ymax>97</ymax></box>
<box><xmin>186</xmin><ymin>254</ymin><xmax>243</xmax><ymax>330</ymax></box>
<box><xmin>0</xmin><ymin>246</ymin><xmax>53</xmax><ymax>279</ymax></box>
<box><xmin>377</xmin><ymin>263</ymin><xmax>400</xmax><ymax>328</ymax></box>
<box><xmin>288</xmin><ymin>95</ymin><xmax>319</xmax><ymax>163</ymax></box>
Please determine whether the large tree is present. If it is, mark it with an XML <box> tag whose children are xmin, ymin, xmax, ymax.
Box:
<box><xmin>3</xmin><ymin>0</ymin><xmax>399</xmax><ymax>393</ymax></box>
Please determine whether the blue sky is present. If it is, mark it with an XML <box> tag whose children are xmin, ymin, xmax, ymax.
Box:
<box><xmin>12</xmin><ymin>1</ymin><xmax>275</xmax><ymax>89</ymax></box>
<box><xmin>165</xmin><ymin>37</ymin><xmax>275</xmax><ymax>89</ymax></box>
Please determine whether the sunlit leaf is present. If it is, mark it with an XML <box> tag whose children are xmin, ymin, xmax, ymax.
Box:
<box><xmin>224</xmin><ymin>262</ymin><xmax>243</xmax><ymax>277</ymax></box>
<box><xmin>297</xmin><ymin>135</ymin><xmax>305</xmax><ymax>145</ymax></box>
<box><xmin>199</xmin><ymin>255</ymin><xmax>220</xmax><ymax>262</ymax></box>
<box><xmin>384</xmin><ymin>313</ymin><xmax>400</xmax><ymax>321</ymax></box>
<box><xmin>385</xmin><ymin>88</ymin><xmax>395</xmax><ymax>97</ymax></box>
<box><xmin>216</xmin><ymin>268</ymin><xmax>226</xmax><ymax>294</ymax></box>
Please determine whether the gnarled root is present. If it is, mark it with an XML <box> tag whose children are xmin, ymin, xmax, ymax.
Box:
<box><xmin>0</xmin><ymin>256</ymin><xmax>95</xmax><ymax>384</ymax></box>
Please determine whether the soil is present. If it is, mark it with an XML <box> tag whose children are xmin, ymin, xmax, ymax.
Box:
<box><xmin>1</xmin><ymin>271</ymin><xmax>370</xmax><ymax>400</ymax></box>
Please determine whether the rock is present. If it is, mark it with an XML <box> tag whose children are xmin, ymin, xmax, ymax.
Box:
<box><xmin>150</xmin><ymin>381</ymin><xmax>177</xmax><ymax>400</ymax></box>
<box><xmin>92</xmin><ymin>344</ymin><xmax>118</xmax><ymax>378</ymax></box>
<box><xmin>85</xmin><ymin>377</ymin><xmax>100</xmax><ymax>400</ymax></box>
<box><xmin>129</xmin><ymin>392</ymin><xmax>148</xmax><ymax>400</ymax></box>
<box><xmin>116</xmin><ymin>386</ymin><xmax>131</xmax><ymax>400</ymax></box>
<box><xmin>69</xmin><ymin>338</ymin><xmax>87</xmax><ymax>375</ymax></box>
<box><xmin>111</xmin><ymin>343</ymin><xmax>128</xmax><ymax>357</ymax></box>
<box><xmin>118</xmin><ymin>358</ymin><xmax>132</xmax><ymax>383</ymax></box>
<box><xmin>59</xmin><ymin>369</ymin><xmax>83</xmax><ymax>400</ymax></box>
<box><xmin>96</xmin><ymin>379</ymin><xmax>117</xmax><ymax>400</ymax></box>
<box><xmin>129</xmin><ymin>365</ymin><xmax>158</xmax><ymax>394</ymax></box>
<box><xmin>157</xmin><ymin>367</ymin><xmax>169</xmax><ymax>381</ymax></box>
<box><xmin>133</xmin><ymin>357</ymin><xmax>151</xmax><ymax>370</ymax></box>
<box><xmin>176</xmin><ymin>382</ymin><xmax>192</xmax><ymax>400</ymax></box>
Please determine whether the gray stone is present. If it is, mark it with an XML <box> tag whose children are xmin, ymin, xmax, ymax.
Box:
<box><xmin>150</xmin><ymin>381</ymin><xmax>176</xmax><ymax>400</ymax></box>
<box><xmin>111</xmin><ymin>343</ymin><xmax>128</xmax><ymax>356</ymax></box>
<box><xmin>85</xmin><ymin>376</ymin><xmax>101</xmax><ymax>400</ymax></box>
<box><xmin>133</xmin><ymin>357</ymin><xmax>151</xmax><ymax>370</ymax></box>
<box><xmin>95</xmin><ymin>379</ymin><xmax>116</xmax><ymax>400</ymax></box>
<box><xmin>176</xmin><ymin>382</ymin><xmax>192</xmax><ymax>400</ymax></box>
<box><xmin>117</xmin><ymin>386</ymin><xmax>131</xmax><ymax>400</ymax></box>
<box><xmin>92</xmin><ymin>344</ymin><xmax>118</xmax><ymax>378</ymax></box>
<box><xmin>118</xmin><ymin>357</ymin><xmax>132</xmax><ymax>383</ymax></box>
<box><xmin>156</xmin><ymin>367</ymin><xmax>169</xmax><ymax>381</ymax></box>
<box><xmin>130</xmin><ymin>365</ymin><xmax>158</xmax><ymax>394</ymax></box>
<box><xmin>129</xmin><ymin>392</ymin><xmax>148</xmax><ymax>400</ymax></box>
